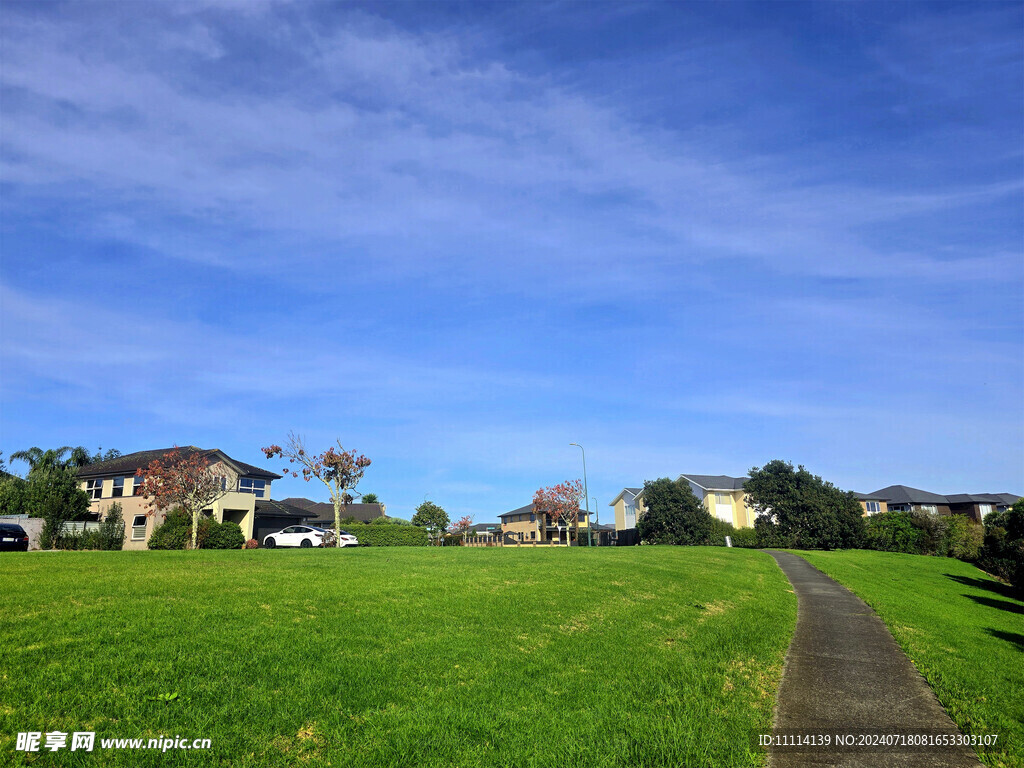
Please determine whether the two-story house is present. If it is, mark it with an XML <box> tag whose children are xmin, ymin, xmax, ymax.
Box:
<box><xmin>76</xmin><ymin>447</ymin><xmax>283</xmax><ymax>549</ymax></box>
<box><xmin>499</xmin><ymin>503</ymin><xmax>591</xmax><ymax>544</ymax></box>
<box><xmin>610</xmin><ymin>474</ymin><xmax>754</xmax><ymax>531</ymax></box>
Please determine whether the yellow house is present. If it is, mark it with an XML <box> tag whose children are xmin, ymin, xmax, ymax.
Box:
<box><xmin>854</xmin><ymin>493</ymin><xmax>889</xmax><ymax>516</ymax></box>
<box><xmin>76</xmin><ymin>447</ymin><xmax>281</xmax><ymax>550</ymax></box>
<box><xmin>499</xmin><ymin>503</ymin><xmax>591</xmax><ymax>545</ymax></box>
<box><xmin>610</xmin><ymin>474</ymin><xmax>755</xmax><ymax>531</ymax></box>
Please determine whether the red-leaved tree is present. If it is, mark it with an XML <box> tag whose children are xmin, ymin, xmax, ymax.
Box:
<box><xmin>136</xmin><ymin>447</ymin><xmax>231</xmax><ymax>549</ymax></box>
<box><xmin>533</xmin><ymin>479</ymin><xmax>584</xmax><ymax>545</ymax></box>
<box><xmin>450</xmin><ymin>515</ymin><xmax>474</xmax><ymax>541</ymax></box>
<box><xmin>262</xmin><ymin>433</ymin><xmax>371</xmax><ymax>549</ymax></box>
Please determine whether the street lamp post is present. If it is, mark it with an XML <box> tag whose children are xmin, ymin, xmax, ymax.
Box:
<box><xmin>569</xmin><ymin>443</ymin><xmax>590</xmax><ymax>546</ymax></box>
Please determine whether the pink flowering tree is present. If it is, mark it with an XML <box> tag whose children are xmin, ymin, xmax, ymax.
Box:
<box><xmin>450</xmin><ymin>515</ymin><xmax>474</xmax><ymax>542</ymax></box>
<box><xmin>136</xmin><ymin>447</ymin><xmax>230</xmax><ymax>550</ymax></box>
<box><xmin>533</xmin><ymin>479</ymin><xmax>584</xmax><ymax>545</ymax></box>
<box><xmin>262</xmin><ymin>433</ymin><xmax>371</xmax><ymax>549</ymax></box>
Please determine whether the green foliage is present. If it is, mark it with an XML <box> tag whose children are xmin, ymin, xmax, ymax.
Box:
<box><xmin>0</xmin><ymin>476</ymin><xmax>28</xmax><ymax>517</ymax></box>
<box><xmin>361</xmin><ymin>493</ymin><xmax>379</xmax><ymax>504</ymax></box>
<box><xmin>707</xmin><ymin>517</ymin><xmax>735</xmax><ymax>546</ymax></box>
<box><xmin>148</xmin><ymin>509</ymin><xmax>243</xmax><ymax>550</ymax></box>
<box><xmin>977</xmin><ymin>499</ymin><xmax>1024</xmax><ymax>589</ymax></box>
<box><xmin>636</xmin><ymin>477</ymin><xmax>714</xmax><ymax>545</ymax></box>
<box><xmin>745</xmin><ymin>460</ymin><xmax>865</xmax><ymax>550</ymax></box>
<box><xmin>205</xmin><ymin>521</ymin><xmax>245</xmax><ymax>550</ymax></box>
<box><xmin>371</xmin><ymin>515</ymin><xmax>411</xmax><ymax>525</ymax></box>
<box><xmin>411</xmin><ymin>501</ymin><xmax>449</xmax><ymax>542</ymax></box>
<box><xmin>729</xmin><ymin>527</ymin><xmax>760</xmax><ymax>548</ymax></box>
<box><xmin>865</xmin><ymin>512</ymin><xmax>924</xmax><ymax>553</ymax></box>
<box><xmin>864</xmin><ymin>511</ymin><xmax>984</xmax><ymax>563</ymax></box>
<box><xmin>345</xmin><ymin>523</ymin><xmax>429</xmax><ymax>547</ymax></box>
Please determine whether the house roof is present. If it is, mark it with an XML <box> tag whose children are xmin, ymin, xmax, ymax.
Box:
<box><xmin>465</xmin><ymin>522</ymin><xmax>502</xmax><ymax>534</ymax></box>
<box><xmin>76</xmin><ymin>447</ymin><xmax>281</xmax><ymax>480</ymax></box>
<box><xmin>945</xmin><ymin>493</ymin><xmax>1021</xmax><ymax>505</ymax></box>
<box><xmin>254</xmin><ymin>500</ymin><xmax>318</xmax><ymax>520</ymax></box>
<box><xmin>869</xmin><ymin>485</ymin><xmax>949</xmax><ymax>505</ymax></box>
<box><xmin>854</xmin><ymin>492</ymin><xmax>888</xmax><ymax>501</ymax></box>
<box><xmin>680</xmin><ymin>474</ymin><xmax>748</xmax><ymax>491</ymax></box>
<box><xmin>289</xmin><ymin>499</ymin><xmax>386</xmax><ymax>523</ymax></box>
<box><xmin>608</xmin><ymin>487</ymin><xmax>642</xmax><ymax>506</ymax></box>
<box><xmin>499</xmin><ymin>503</ymin><xmax>589</xmax><ymax>519</ymax></box>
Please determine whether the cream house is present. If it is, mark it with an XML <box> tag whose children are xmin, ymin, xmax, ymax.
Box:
<box><xmin>610</xmin><ymin>474</ymin><xmax>755</xmax><ymax>531</ymax></box>
<box><xmin>76</xmin><ymin>447</ymin><xmax>281</xmax><ymax>550</ymax></box>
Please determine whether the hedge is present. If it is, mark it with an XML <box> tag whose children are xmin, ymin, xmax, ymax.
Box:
<box><xmin>342</xmin><ymin>523</ymin><xmax>429</xmax><ymax>547</ymax></box>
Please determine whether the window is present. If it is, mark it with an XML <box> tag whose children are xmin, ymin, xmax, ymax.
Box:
<box><xmin>978</xmin><ymin>504</ymin><xmax>992</xmax><ymax>519</ymax></box>
<box><xmin>133</xmin><ymin>476</ymin><xmax>147</xmax><ymax>496</ymax></box>
<box><xmin>131</xmin><ymin>515</ymin><xmax>147</xmax><ymax>541</ymax></box>
<box><xmin>238</xmin><ymin>478</ymin><xmax>266</xmax><ymax>497</ymax></box>
<box><xmin>86</xmin><ymin>479</ymin><xmax>102</xmax><ymax>500</ymax></box>
<box><xmin>715</xmin><ymin>493</ymin><xmax>731</xmax><ymax>506</ymax></box>
<box><xmin>865</xmin><ymin>501</ymin><xmax>881</xmax><ymax>514</ymax></box>
<box><xmin>890</xmin><ymin>504</ymin><xmax>910</xmax><ymax>513</ymax></box>
<box><xmin>111</xmin><ymin>477</ymin><xmax>126</xmax><ymax>498</ymax></box>
<box><xmin>920</xmin><ymin>505</ymin><xmax>937</xmax><ymax>514</ymax></box>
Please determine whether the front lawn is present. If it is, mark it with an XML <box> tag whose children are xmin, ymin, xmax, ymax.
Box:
<box><xmin>0</xmin><ymin>547</ymin><xmax>795</xmax><ymax>767</ymax></box>
<box><xmin>795</xmin><ymin>550</ymin><xmax>1023</xmax><ymax>768</ymax></box>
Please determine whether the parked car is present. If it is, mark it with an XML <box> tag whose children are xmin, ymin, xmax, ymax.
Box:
<box><xmin>321</xmin><ymin>529</ymin><xmax>360</xmax><ymax>548</ymax></box>
<box><xmin>262</xmin><ymin>525</ymin><xmax>327</xmax><ymax>549</ymax></box>
<box><xmin>0</xmin><ymin>523</ymin><xmax>30</xmax><ymax>552</ymax></box>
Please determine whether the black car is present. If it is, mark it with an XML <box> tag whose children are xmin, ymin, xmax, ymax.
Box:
<box><xmin>0</xmin><ymin>523</ymin><xmax>30</xmax><ymax>552</ymax></box>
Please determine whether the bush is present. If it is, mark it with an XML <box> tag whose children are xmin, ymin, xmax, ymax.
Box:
<box><xmin>148</xmin><ymin>520</ymin><xmax>190</xmax><ymax>550</ymax></box>
<box><xmin>244</xmin><ymin>539</ymin><xmax>259</xmax><ymax>549</ymax></box>
<box><xmin>328</xmin><ymin>523</ymin><xmax>429</xmax><ymax>547</ymax></box>
<box><xmin>730</xmin><ymin>527</ymin><xmax>760</xmax><ymax>548</ymax></box>
<box><xmin>205</xmin><ymin>520</ymin><xmax>245</xmax><ymax>549</ymax></box>
<box><xmin>97</xmin><ymin>502</ymin><xmax>125</xmax><ymax>551</ymax></box>
<box><xmin>977</xmin><ymin>500</ymin><xmax>1024</xmax><ymax>590</ymax></box>
<box><xmin>707</xmin><ymin>518</ymin><xmax>735</xmax><ymax>546</ymax></box>
<box><xmin>865</xmin><ymin>512</ymin><xmax>924</xmax><ymax>554</ymax></box>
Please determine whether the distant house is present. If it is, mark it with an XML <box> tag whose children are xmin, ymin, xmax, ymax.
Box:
<box><xmin>854</xmin><ymin>492</ymin><xmax>889</xmax><ymax>516</ymax></box>
<box><xmin>76</xmin><ymin>447</ymin><xmax>282</xmax><ymax>550</ymax></box>
<box><xmin>499</xmin><ymin>503</ymin><xmax>591</xmax><ymax>545</ymax></box>
<box><xmin>867</xmin><ymin>486</ymin><xmax>1019</xmax><ymax>523</ymax></box>
<box><xmin>281</xmin><ymin>498</ymin><xmax>387</xmax><ymax>526</ymax></box>
<box><xmin>252</xmin><ymin>499</ymin><xmax>319</xmax><ymax>543</ymax></box>
<box><xmin>610</xmin><ymin>474</ymin><xmax>754</xmax><ymax>532</ymax></box>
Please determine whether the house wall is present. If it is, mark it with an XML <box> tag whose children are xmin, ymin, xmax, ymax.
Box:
<box><xmin>613</xmin><ymin>499</ymin><xmax>626</xmax><ymax>531</ymax></box>
<box><xmin>81</xmin><ymin>459</ymin><xmax>269</xmax><ymax>548</ymax></box>
<box><xmin>859</xmin><ymin>500</ymin><xmax>889</xmax><ymax>516</ymax></box>
<box><xmin>699</xmin><ymin>490</ymin><xmax>754</xmax><ymax>529</ymax></box>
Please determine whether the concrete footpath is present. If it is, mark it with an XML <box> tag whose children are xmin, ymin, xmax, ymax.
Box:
<box><xmin>766</xmin><ymin>550</ymin><xmax>982</xmax><ymax>768</ymax></box>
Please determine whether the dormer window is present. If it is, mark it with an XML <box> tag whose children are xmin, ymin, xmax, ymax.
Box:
<box><xmin>238</xmin><ymin>478</ymin><xmax>266</xmax><ymax>498</ymax></box>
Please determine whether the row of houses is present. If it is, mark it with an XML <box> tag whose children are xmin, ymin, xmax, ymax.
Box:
<box><xmin>608</xmin><ymin>474</ymin><xmax>1020</xmax><ymax>532</ymax></box>
<box><xmin>74</xmin><ymin>447</ymin><xmax>386</xmax><ymax>550</ymax></box>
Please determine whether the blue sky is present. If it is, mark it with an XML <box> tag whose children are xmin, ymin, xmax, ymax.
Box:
<box><xmin>1</xmin><ymin>1</ymin><xmax>1021</xmax><ymax>521</ymax></box>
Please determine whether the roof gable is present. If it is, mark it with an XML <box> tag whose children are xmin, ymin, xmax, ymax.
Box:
<box><xmin>679</xmin><ymin>474</ymin><xmax>748</xmax><ymax>491</ymax></box>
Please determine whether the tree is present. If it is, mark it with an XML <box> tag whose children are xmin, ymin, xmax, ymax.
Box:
<box><xmin>135</xmin><ymin>448</ymin><xmax>231</xmax><ymax>550</ymax></box>
<box><xmin>450</xmin><ymin>515</ymin><xmax>473</xmax><ymax>541</ymax></box>
<box><xmin>263</xmin><ymin>433</ymin><xmax>371</xmax><ymax>549</ymax></box>
<box><xmin>361</xmin><ymin>493</ymin><xmax>379</xmax><ymax>504</ymax></box>
<box><xmin>533</xmin><ymin>479</ymin><xmax>584</xmax><ymax>545</ymax></box>
<box><xmin>9</xmin><ymin>445</ymin><xmax>119</xmax><ymax>473</ymax></box>
<box><xmin>412</xmin><ymin>501</ymin><xmax>449</xmax><ymax>545</ymax></box>
<box><xmin>744</xmin><ymin>460</ymin><xmax>865</xmax><ymax>550</ymax></box>
<box><xmin>636</xmin><ymin>477</ymin><xmax>713</xmax><ymax>545</ymax></box>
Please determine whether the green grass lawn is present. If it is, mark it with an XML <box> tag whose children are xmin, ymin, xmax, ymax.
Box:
<box><xmin>0</xmin><ymin>547</ymin><xmax>795</xmax><ymax>767</ymax></box>
<box><xmin>794</xmin><ymin>550</ymin><xmax>1024</xmax><ymax>768</ymax></box>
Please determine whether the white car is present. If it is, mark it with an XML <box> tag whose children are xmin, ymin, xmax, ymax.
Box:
<box><xmin>322</xmin><ymin>529</ymin><xmax>360</xmax><ymax>548</ymax></box>
<box><xmin>262</xmin><ymin>525</ymin><xmax>327</xmax><ymax>549</ymax></box>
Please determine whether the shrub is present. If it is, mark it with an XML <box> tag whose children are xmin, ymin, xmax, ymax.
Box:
<box><xmin>330</xmin><ymin>523</ymin><xmax>429</xmax><ymax>547</ymax></box>
<box><xmin>205</xmin><ymin>521</ymin><xmax>245</xmax><ymax>549</ymax></box>
<box><xmin>865</xmin><ymin>512</ymin><xmax>924</xmax><ymax>554</ymax></box>
<box><xmin>977</xmin><ymin>500</ymin><xmax>1024</xmax><ymax>590</ymax></box>
<box><xmin>707</xmin><ymin>518</ymin><xmax>735</xmax><ymax>546</ymax></box>
<box><xmin>97</xmin><ymin>502</ymin><xmax>125</xmax><ymax>551</ymax></box>
<box><xmin>730</xmin><ymin>527</ymin><xmax>760</xmax><ymax>548</ymax></box>
<box><xmin>244</xmin><ymin>539</ymin><xmax>259</xmax><ymax>549</ymax></box>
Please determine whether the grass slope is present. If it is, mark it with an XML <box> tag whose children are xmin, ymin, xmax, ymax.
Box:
<box><xmin>795</xmin><ymin>550</ymin><xmax>1023</xmax><ymax>768</ymax></box>
<box><xmin>1</xmin><ymin>547</ymin><xmax>795</xmax><ymax>767</ymax></box>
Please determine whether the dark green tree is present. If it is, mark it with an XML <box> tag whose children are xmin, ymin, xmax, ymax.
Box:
<box><xmin>745</xmin><ymin>460</ymin><xmax>865</xmax><ymax>550</ymax></box>
<box><xmin>361</xmin><ymin>493</ymin><xmax>379</xmax><ymax>504</ymax></box>
<box><xmin>411</xmin><ymin>501</ymin><xmax>449</xmax><ymax>545</ymax></box>
<box><xmin>636</xmin><ymin>477</ymin><xmax>714</xmax><ymax>545</ymax></box>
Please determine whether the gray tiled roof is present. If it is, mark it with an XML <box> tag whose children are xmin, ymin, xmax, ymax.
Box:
<box><xmin>499</xmin><ymin>503</ymin><xmax>588</xmax><ymax>519</ymax></box>
<box><xmin>254</xmin><ymin>500</ymin><xmax>317</xmax><ymax>519</ymax></box>
<box><xmin>287</xmin><ymin>499</ymin><xmax>386</xmax><ymax>523</ymax></box>
<box><xmin>680</xmin><ymin>474</ymin><xmax>748</xmax><ymax>491</ymax></box>
<box><xmin>76</xmin><ymin>447</ymin><xmax>281</xmax><ymax>480</ymax></box>
<box><xmin>869</xmin><ymin>485</ymin><xmax>949</xmax><ymax>505</ymax></box>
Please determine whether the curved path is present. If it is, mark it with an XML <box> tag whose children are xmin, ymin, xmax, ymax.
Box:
<box><xmin>766</xmin><ymin>550</ymin><xmax>982</xmax><ymax>768</ymax></box>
